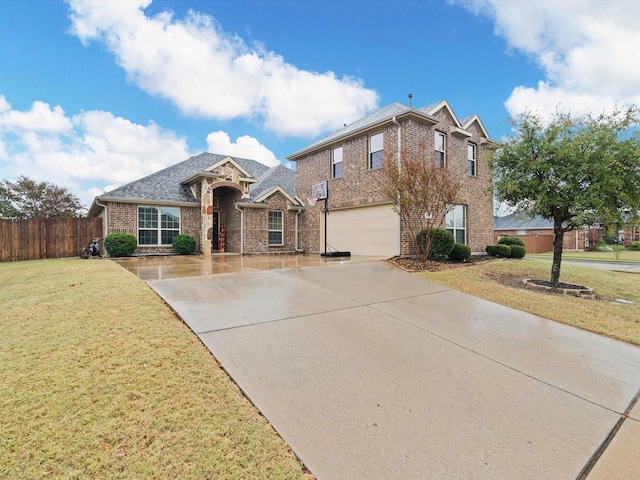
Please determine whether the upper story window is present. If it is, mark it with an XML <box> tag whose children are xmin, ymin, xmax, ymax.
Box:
<box><xmin>369</xmin><ymin>132</ymin><xmax>384</xmax><ymax>170</ymax></box>
<box><xmin>332</xmin><ymin>146</ymin><xmax>343</xmax><ymax>178</ymax></box>
<box><xmin>468</xmin><ymin>143</ymin><xmax>477</xmax><ymax>176</ymax></box>
<box><xmin>138</xmin><ymin>206</ymin><xmax>180</xmax><ymax>245</ymax></box>
<box><xmin>435</xmin><ymin>131</ymin><xmax>446</xmax><ymax>168</ymax></box>
<box><xmin>268</xmin><ymin>210</ymin><xmax>283</xmax><ymax>246</ymax></box>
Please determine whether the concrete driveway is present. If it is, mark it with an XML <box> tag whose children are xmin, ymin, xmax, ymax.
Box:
<box><xmin>130</xmin><ymin>255</ymin><xmax>640</xmax><ymax>480</ymax></box>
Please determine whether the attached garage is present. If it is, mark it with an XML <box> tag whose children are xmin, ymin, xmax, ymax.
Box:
<box><xmin>320</xmin><ymin>203</ymin><xmax>400</xmax><ymax>257</ymax></box>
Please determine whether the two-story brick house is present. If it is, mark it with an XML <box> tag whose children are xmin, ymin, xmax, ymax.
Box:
<box><xmin>88</xmin><ymin>153</ymin><xmax>304</xmax><ymax>255</ymax></box>
<box><xmin>288</xmin><ymin>101</ymin><xmax>494</xmax><ymax>257</ymax></box>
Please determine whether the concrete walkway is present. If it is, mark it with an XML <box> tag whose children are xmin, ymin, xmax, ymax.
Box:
<box><xmin>135</xmin><ymin>256</ymin><xmax>640</xmax><ymax>479</ymax></box>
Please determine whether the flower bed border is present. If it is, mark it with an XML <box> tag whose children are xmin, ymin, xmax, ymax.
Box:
<box><xmin>523</xmin><ymin>278</ymin><xmax>595</xmax><ymax>299</ymax></box>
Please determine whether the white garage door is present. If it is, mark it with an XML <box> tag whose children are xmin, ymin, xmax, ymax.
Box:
<box><xmin>320</xmin><ymin>204</ymin><xmax>400</xmax><ymax>257</ymax></box>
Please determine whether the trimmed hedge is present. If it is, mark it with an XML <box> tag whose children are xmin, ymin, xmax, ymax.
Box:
<box><xmin>486</xmin><ymin>244</ymin><xmax>511</xmax><ymax>258</ymax></box>
<box><xmin>630</xmin><ymin>241</ymin><xmax>640</xmax><ymax>251</ymax></box>
<box><xmin>449</xmin><ymin>243</ymin><xmax>471</xmax><ymax>262</ymax></box>
<box><xmin>417</xmin><ymin>228</ymin><xmax>455</xmax><ymax>260</ymax></box>
<box><xmin>104</xmin><ymin>233</ymin><xmax>137</xmax><ymax>257</ymax></box>
<box><xmin>509</xmin><ymin>245</ymin><xmax>526</xmax><ymax>259</ymax></box>
<box><xmin>497</xmin><ymin>236</ymin><xmax>525</xmax><ymax>247</ymax></box>
<box><xmin>172</xmin><ymin>234</ymin><xmax>197</xmax><ymax>255</ymax></box>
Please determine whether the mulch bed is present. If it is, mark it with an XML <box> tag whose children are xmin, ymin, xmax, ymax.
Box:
<box><xmin>388</xmin><ymin>255</ymin><xmax>495</xmax><ymax>272</ymax></box>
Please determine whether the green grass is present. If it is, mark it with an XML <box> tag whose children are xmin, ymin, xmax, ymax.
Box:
<box><xmin>528</xmin><ymin>250</ymin><xmax>640</xmax><ymax>263</ymax></box>
<box><xmin>0</xmin><ymin>259</ymin><xmax>309</xmax><ymax>480</ymax></box>
<box><xmin>419</xmin><ymin>258</ymin><xmax>640</xmax><ymax>346</ymax></box>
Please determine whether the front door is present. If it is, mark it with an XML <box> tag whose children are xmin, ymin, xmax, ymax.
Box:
<box><xmin>212</xmin><ymin>212</ymin><xmax>219</xmax><ymax>252</ymax></box>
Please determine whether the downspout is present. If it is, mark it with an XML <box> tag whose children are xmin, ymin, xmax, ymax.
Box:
<box><xmin>392</xmin><ymin>116</ymin><xmax>402</xmax><ymax>256</ymax></box>
<box><xmin>294</xmin><ymin>207</ymin><xmax>303</xmax><ymax>253</ymax></box>
<box><xmin>234</xmin><ymin>204</ymin><xmax>244</xmax><ymax>255</ymax></box>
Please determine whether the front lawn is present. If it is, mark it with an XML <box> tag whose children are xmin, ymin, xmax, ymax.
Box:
<box><xmin>0</xmin><ymin>259</ymin><xmax>309</xmax><ymax>480</ymax></box>
<box><xmin>419</xmin><ymin>258</ymin><xmax>640</xmax><ymax>346</ymax></box>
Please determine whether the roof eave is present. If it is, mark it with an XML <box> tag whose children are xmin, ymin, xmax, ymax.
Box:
<box><xmin>287</xmin><ymin>109</ymin><xmax>438</xmax><ymax>160</ymax></box>
<box><xmin>93</xmin><ymin>196</ymin><xmax>199</xmax><ymax>207</ymax></box>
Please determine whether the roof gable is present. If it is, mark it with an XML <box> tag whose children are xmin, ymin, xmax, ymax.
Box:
<box><xmin>205</xmin><ymin>156</ymin><xmax>255</xmax><ymax>181</ymax></box>
<box><xmin>420</xmin><ymin>100</ymin><xmax>462</xmax><ymax>128</ymax></box>
<box><xmin>460</xmin><ymin>114</ymin><xmax>490</xmax><ymax>139</ymax></box>
<box><xmin>250</xmin><ymin>164</ymin><xmax>298</xmax><ymax>203</ymax></box>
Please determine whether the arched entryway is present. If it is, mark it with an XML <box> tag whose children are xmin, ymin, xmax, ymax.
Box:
<box><xmin>203</xmin><ymin>183</ymin><xmax>243</xmax><ymax>254</ymax></box>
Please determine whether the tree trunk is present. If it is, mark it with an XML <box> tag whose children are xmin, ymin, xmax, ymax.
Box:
<box><xmin>551</xmin><ymin>219</ymin><xmax>564</xmax><ymax>285</ymax></box>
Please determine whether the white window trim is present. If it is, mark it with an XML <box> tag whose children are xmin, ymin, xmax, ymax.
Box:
<box><xmin>468</xmin><ymin>143</ymin><xmax>477</xmax><ymax>176</ymax></box>
<box><xmin>268</xmin><ymin>210</ymin><xmax>284</xmax><ymax>246</ymax></box>
<box><xmin>137</xmin><ymin>205</ymin><xmax>181</xmax><ymax>246</ymax></box>
<box><xmin>369</xmin><ymin>132</ymin><xmax>384</xmax><ymax>170</ymax></box>
<box><xmin>332</xmin><ymin>146</ymin><xmax>343</xmax><ymax>178</ymax></box>
<box><xmin>435</xmin><ymin>131</ymin><xmax>446</xmax><ymax>168</ymax></box>
<box><xmin>446</xmin><ymin>204</ymin><xmax>466</xmax><ymax>245</ymax></box>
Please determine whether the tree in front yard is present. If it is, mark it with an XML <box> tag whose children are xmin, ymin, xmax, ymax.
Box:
<box><xmin>0</xmin><ymin>175</ymin><xmax>84</xmax><ymax>218</ymax></box>
<box><xmin>381</xmin><ymin>143</ymin><xmax>462</xmax><ymax>261</ymax></box>
<box><xmin>490</xmin><ymin>107</ymin><xmax>640</xmax><ymax>284</ymax></box>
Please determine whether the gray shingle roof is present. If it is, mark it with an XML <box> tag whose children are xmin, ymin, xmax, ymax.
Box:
<box><xmin>97</xmin><ymin>152</ymin><xmax>273</xmax><ymax>204</ymax></box>
<box><xmin>494</xmin><ymin>213</ymin><xmax>553</xmax><ymax>230</ymax></box>
<box><xmin>250</xmin><ymin>164</ymin><xmax>296</xmax><ymax>201</ymax></box>
<box><xmin>288</xmin><ymin>103</ymin><xmax>412</xmax><ymax>158</ymax></box>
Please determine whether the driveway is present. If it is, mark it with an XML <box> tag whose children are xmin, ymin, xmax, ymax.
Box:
<box><xmin>130</xmin><ymin>255</ymin><xmax>640</xmax><ymax>479</ymax></box>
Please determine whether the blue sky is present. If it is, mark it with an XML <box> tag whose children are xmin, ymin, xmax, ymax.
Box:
<box><xmin>1</xmin><ymin>0</ymin><xmax>639</xmax><ymax>209</ymax></box>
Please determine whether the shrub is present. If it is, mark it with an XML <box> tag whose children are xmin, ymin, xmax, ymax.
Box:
<box><xmin>485</xmin><ymin>245</ymin><xmax>498</xmax><ymax>256</ymax></box>
<box><xmin>104</xmin><ymin>233</ymin><xmax>137</xmax><ymax>257</ymax></box>
<box><xmin>497</xmin><ymin>236</ymin><xmax>525</xmax><ymax>247</ymax></box>
<box><xmin>509</xmin><ymin>245</ymin><xmax>526</xmax><ymax>259</ymax></box>
<box><xmin>629</xmin><ymin>241</ymin><xmax>640</xmax><ymax>251</ymax></box>
<box><xmin>495</xmin><ymin>244</ymin><xmax>512</xmax><ymax>258</ymax></box>
<box><xmin>417</xmin><ymin>228</ymin><xmax>455</xmax><ymax>260</ymax></box>
<box><xmin>449</xmin><ymin>243</ymin><xmax>471</xmax><ymax>262</ymax></box>
<box><xmin>172</xmin><ymin>234</ymin><xmax>197</xmax><ymax>255</ymax></box>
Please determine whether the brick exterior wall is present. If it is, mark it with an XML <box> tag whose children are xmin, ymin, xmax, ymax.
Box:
<box><xmin>242</xmin><ymin>191</ymin><xmax>300</xmax><ymax>254</ymax></box>
<box><xmin>105</xmin><ymin>201</ymin><xmax>201</xmax><ymax>255</ymax></box>
<box><xmin>294</xmin><ymin>107</ymin><xmax>494</xmax><ymax>255</ymax></box>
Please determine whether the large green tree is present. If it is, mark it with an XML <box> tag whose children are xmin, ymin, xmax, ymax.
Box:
<box><xmin>0</xmin><ymin>175</ymin><xmax>85</xmax><ymax>219</ymax></box>
<box><xmin>491</xmin><ymin>107</ymin><xmax>640</xmax><ymax>284</ymax></box>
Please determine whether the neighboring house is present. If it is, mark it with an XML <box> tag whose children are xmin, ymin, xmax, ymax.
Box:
<box><xmin>494</xmin><ymin>213</ymin><xmax>602</xmax><ymax>252</ymax></box>
<box><xmin>288</xmin><ymin>100</ymin><xmax>494</xmax><ymax>257</ymax></box>
<box><xmin>88</xmin><ymin>153</ymin><xmax>304</xmax><ymax>255</ymax></box>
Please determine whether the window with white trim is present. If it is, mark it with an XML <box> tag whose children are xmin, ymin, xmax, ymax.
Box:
<box><xmin>435</xmin><ymin>131</ymin><xmax>446</xmax><ymax>168</ymax></box>
<box><xmin>268</xmin><ymin>210</ymin><xmax>283</xmax><ymax>246</ymax></box>
<box><xmin>446</xmin><ymin>205</ymin><xmax>466</xmax><ymax>244</ymax></box>
<box><xmin>369</xmin><ymin>132</ymin><xmax>383</xmax><ymax>169</ymax></box>
<box><xmin>468</xmin><ymin>143</ymin><xmax>477</xmax><ymax>176</ymax></box>
<box><xmin>138</xmin><ymin>206</ymin><xmax>180</xmax><ymax>245</ymax></box>
<box><xmin>332</xmin><ymin>146</ymin><xmax>343</xmax><ymax>178</ymax></box>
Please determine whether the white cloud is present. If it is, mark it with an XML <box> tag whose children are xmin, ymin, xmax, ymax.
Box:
<box><xmin>0</xmin><ymin>97</ymin><xmax>73</xmax><ymax>132</ymax></box>
<box><xmin>206</xmin><ymin>131</ymin><xmax>280</xmax><ymax>167</ymax></box>
<box><xmin>66</xmin><ymin>0</ymin><xmax>379</xmax><ymax>137</ymax></box>
<box><xmin>455</xmin><ymin>0</ymin><xmax>640</xmax><ymax>119</ymax></box>
<box><xmin>0</xmin><ymin>95</ymin><xmax>192</xmax><ymax>207</ymax></box>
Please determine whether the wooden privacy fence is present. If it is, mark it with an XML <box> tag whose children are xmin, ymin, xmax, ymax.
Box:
<box><xmin>495</xmin><ymin>234</ymin><xmax>554</xmax><ymax>254</ymax></box>
<box><xmin>0</xmin><ymin>217</ymin><xmax>103</xmax><ymax>262</ymax></box>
